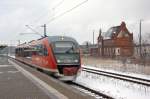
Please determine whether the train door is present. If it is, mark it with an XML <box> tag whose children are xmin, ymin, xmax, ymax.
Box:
<box><xmin>42</xmin><ymin>44</ymin><xmax>49</xmax><ymax>68</ymax></box>
<box><xmin>31</xmin><ymin>44</ymin><xmax>43</xmax><ymax>66</ymax></box>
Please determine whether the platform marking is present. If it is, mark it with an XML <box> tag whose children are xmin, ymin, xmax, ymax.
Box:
<box><xmin>8</xmin><ymin>60</ymin><xmax>68</xmax><ymax>99</ymax></box>
<box><xmin>0</xmin><ymin>65</ymin><xmax>12</xmax><ymax>67</ymax></box>
<box><xmin>7</xmin><ymin>71</ymin><xmax>19</xmax><ymax>73</ymax></box>
<box><xmin>0</xmin><ymin>72</ymin><xmax>3</xmax><ymax>74</ymax></box>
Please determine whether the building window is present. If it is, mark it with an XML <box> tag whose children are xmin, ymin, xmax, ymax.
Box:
<box><xmin>115</xmin><ymin>48</ymin><xmax>120</xmax><ymax>55</ymax></box>
<box><xmin>118</xmin><ymin>49</ymin><xmax>120</xmax><ymax>53</ymax></box>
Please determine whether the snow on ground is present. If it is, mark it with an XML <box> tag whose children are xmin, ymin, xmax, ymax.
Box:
<box><xmin>75</xmin><ymin>69</ymin><xmax>150</xmax><ymax>99</ymax></box>
<box><xmin>8</xmin><ymin>55</ymin><xmax>15</xmax><ymax>58</ymax></box>
<box><xmin>80</xmin><ymin>56</ymin><xmax>150</xmax><ymax>99</ymax></box>
<box><xmin>82</xmin><ymin>57</ymin><xmax>150</xmax><ymax>75</ymax></box>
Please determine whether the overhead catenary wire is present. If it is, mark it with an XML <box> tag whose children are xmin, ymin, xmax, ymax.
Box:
<box><xmin>32</xmin><ymin>0</ymin><xmax>81</xmax><ymax>26</ymax></box>
<box><xmin>28</xmin><ymin>0</ymin><xmax>65</xmax><ymax>26</ymax></box>
<box><xmin>25</xmin><ymin>25</ymin><xmax>44</xmax><ymax>37</ymax></box>
<box><xmin>52</xmin><ymin>0</ymin><xmax>64</xmax><ymax>10</ymax></box>
<box><xmin>46</xmin><ymin>0</ymin><xmax>88</xmax><ymax>24</ymax></box>
<box><xmin>21</xmin><ymin>0</ymin><xmax>88</xmax><ymax>37</ymax></box>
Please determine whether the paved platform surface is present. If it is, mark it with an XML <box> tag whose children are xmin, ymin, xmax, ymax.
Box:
<box><xmin>0</xmin><ymin>55</ymin><xmax>66</xmax><ymax>99</ymax></box>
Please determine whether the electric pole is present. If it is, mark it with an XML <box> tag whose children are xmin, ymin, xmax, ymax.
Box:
<box><xmin>41</xmin><ymin>24</ymin><xmax>47</xmax><ymax>37</ymax></box>
<box><xmin>93</xmin><ymin>30</ymin><xmax>95</xmax><ymax>45</ymax></box>
<box><xmin>18</xmin><ymin>40</ymin><xmax>20</xmax><ymax>45</ymax></box>
<box><xmin>139</xmin><ymin>20</ymin><xmax>142</xmax><ymax>57</ymax></box>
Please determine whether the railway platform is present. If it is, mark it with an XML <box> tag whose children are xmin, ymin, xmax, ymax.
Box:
<box><xmin>0</xmin><ymin>55</ymin><xmax>94</xmax><ymax>99</ymax></box>
<box><xmin>0</xmin><ymin>55</ymin><xmax>67</xmax><ymax>99</ymax></box>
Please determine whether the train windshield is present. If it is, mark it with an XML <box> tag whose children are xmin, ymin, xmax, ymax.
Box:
<box><xmin>53</xmin><ymin>41</ymin><xmax>79</xmax><ymax>54</ymax></box>
<box><xmin>52</xmin><ymin>41</ymin><xmax>80</xmax><ymax>64</ymax></box>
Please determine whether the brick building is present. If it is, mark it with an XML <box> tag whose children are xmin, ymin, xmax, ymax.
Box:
<box><xmin>90</xmin><ymin>22</ymin><xmax>134</xmax><ymax>58</ymax></box>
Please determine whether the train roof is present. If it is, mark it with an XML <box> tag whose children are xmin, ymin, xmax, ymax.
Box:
<box><xmin>17</xmin><ymin>36</ymin><xmax>79</xmax><ymax>48</ymax></box>
<box><xmin>47</xmin><ymin>36</ymin><xmax>78</xmax><ymax>44</ymax></box>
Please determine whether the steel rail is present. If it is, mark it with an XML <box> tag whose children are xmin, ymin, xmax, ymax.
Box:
<box><xmin>68</xmin><ymin>82</ymin><xmax>114</xmax><ymax>99</ymax></box>
<box><xmin>83</xmin><ymin>67</ymin><xmax>150</xmax><ymax>86</ymax></box>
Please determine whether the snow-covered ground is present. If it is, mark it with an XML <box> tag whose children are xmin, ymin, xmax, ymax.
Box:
<box><xmin>8</xmin><ymin>55</ymin><xmax>150</xmax><ymax>98</ymax></box>
<box><xmin>75</xmin><ymin>65</ymin><xmax>150</xmax><ymax>99</ymax></box>
<box><xmin>82</xmin><ymin>57</ymin><xmax>150</xmax><ymax>75</ymax></box>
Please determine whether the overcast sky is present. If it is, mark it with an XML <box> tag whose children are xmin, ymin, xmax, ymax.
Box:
<box><xmin>0</xmin><ymin>0</ymin><xmax>150</xmax><ymax>45</ymax></box>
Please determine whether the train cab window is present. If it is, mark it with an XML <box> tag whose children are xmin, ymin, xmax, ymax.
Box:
<box><xmin>52</xmin><ymin>41</ymin><xmax>80</xmax><ymax>64</ymax></box>
<box><xmin>53</xmin><ymin>41</ymin><xmax>79</xmax><ymax>53</ymax></box>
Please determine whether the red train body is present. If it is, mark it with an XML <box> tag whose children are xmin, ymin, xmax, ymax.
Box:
<box><xmin>15</xmin><ymin>36</ymin><xmax>81</xmax><ymax>81</ymax></box>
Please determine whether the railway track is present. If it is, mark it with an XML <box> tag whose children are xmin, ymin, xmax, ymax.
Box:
<box><xmin>67</xmin><ymin>82</ymin><xmax>114</xmax><ymax>99</ymax></box>
<box><xmin>82</xmin><ymin>66</ymin><xmax>150</xmax><ymax>86</ymax></box>
<box><xmin>9</xmin><ymin>56</ymin><xmax>149</xmax><ymax>98</ymax></box>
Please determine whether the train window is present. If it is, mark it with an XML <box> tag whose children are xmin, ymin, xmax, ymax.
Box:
<box><xmin>20</xmin><ymin>48</ymin><xmax>24</xmax><ymax>57</ymax></box>
<box><xmin>15</xmin><ymin>48</ymin><xmax>19</xmax><ymax>56</ymax></box>
<box><xmin>43</xmin><ymin>46</ymin><xmax>48</xmax><ymax>56</ymax></box>
<box><xmin>37</xmin><ymin>44</ymin><xmax>43</xmax><ymax>56</ymax></box>
<box><xmin>31</xmin><ymin>45</ymin><xmax>38</xmax><ymax>55</ymax></box>
<box><xmin>23</xmin><ymin>47</ymin><xmax>32</xmax><ymax>58</ymax></box>
<box><xmin>30</xmin><ymin>45</ymin><xmax>42</xmax><ymax>56</ymax></box>
<box><xmin>35</xmin><ymin>44</ymin><xmax>48</xmax><ymax>56</ymax></box>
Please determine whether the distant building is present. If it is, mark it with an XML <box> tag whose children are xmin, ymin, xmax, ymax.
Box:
<box><xmin>0</xmin><ymin>44</ymin><xmax>7</xmax><ymax>49</ymax></box>
<box><xmin>90</xmin><ymin>21</ymin><xmax>134</xmax><ymax>58</ymax></box>
<box><xmin>80</xmin><ymin>44</ymin><xmax>97</xmax><ymax>56</ymax></box>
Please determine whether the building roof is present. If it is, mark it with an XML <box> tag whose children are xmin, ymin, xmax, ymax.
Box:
<box><xmin>101</xmin><ymin>22</ymin><xmax>130</xmax><ymax>39</ymax></box>
<box><xmin>102</xmin><ymin>26</ymin><xmax>120</xmax><ymax>39</ymax></box>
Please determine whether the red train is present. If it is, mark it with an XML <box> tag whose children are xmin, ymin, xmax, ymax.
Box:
<box><xmin>15</xmin><ymin>36</ymin><xmax>81</xmax><ymax>81</ymax></box>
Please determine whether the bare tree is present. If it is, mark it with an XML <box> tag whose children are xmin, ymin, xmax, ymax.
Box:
<box><xmin>142</xmin><ymin>33</ymin><xmax>150</xmax><ymax>44</ymax></box>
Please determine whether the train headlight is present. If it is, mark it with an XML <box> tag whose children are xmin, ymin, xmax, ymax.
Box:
<box><xmin>74</xmin><ymin>59</ymin><xmax>79</xmax><ymax>63</ymax></box>
<box><xmin>57</xmin><ymin>59</ymin><xmax>61</xmax><ymax>63</ymax></box>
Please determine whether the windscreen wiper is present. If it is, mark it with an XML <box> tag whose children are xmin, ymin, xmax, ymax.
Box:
<box><xmin>65</xmin><ymin>46</ymin><xmax>74</xmax><ymax>53</ymax></box>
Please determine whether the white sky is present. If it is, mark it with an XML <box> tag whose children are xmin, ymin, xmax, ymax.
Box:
<box><xmin>0</xmin><ymin>0</ymin><xmax>150</xmax><ymax>45</ymax></box>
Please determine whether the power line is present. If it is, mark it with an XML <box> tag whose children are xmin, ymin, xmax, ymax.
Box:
<box><xmin>29</xmin><ymin>10</ymin><xmax>50</xmax><ymax>25</ymax></box>
<box><xmin>22</xmin><ymin>0</ymin><xmax>88</xmax><ymax>37</ymax></box>
<box><xmin>28</xmin><ymin>0</ymin><xmax>65</xmax><ymax>25</ymax></box>
<box><xmin>19</xmin><ymin>33</ymin><xmax>43</xmax><ymax>37</ymax></box>
<box><xmin>25</xmin><ymin>25</ymin><xmax>43</xmax><ymax>37</ymax></box>
<box><xmin>52</xmin><ymin>0</ymin><xmax>64</xmax><ymax>10</ymax></box>
<box><xmin>46</xmin><ymin>0</ymin><xmax>88</xmax><ymax>24</ymax></box>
